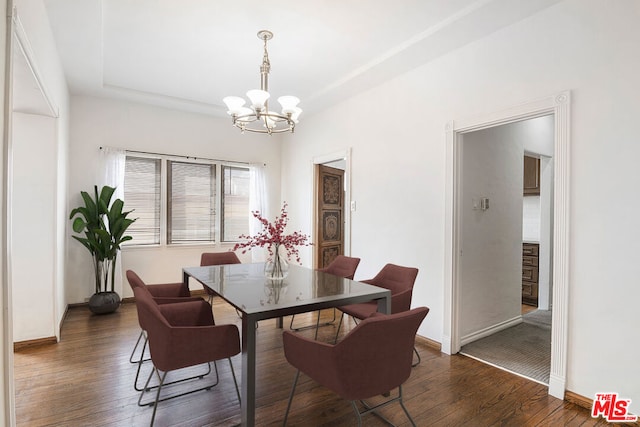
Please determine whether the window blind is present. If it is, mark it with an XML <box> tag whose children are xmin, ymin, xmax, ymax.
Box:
<box><xmin>123</xmin><ymin>156</ymin><xmax>161</xmax><ymax>245</ymax></box>
<box><xmin>168</xmin><ymin>161</ymin><xmax>216</xmax><ymax>243</ymax></box>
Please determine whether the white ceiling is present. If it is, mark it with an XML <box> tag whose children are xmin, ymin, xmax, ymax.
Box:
<box><xmin>42</xmin><ymin>0</ymin><xmax>561</xmax><ymax>118</ymax></box>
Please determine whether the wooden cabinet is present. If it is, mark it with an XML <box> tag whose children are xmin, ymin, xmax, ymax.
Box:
<box><xmin>522</xmin><ymin>243</ymin><xmax>539</xmax><ymax>306</ymax></box>
<box><xmin>524</xmin><ymin>156</ymin><xmax>540</xmax><ymax>195</ymax></box>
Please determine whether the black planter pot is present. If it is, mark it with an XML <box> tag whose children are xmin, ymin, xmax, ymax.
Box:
<box><xmin>88</xmin><ymin>291</ymin><xmax>121</xmax><ymax>314</ymax></box>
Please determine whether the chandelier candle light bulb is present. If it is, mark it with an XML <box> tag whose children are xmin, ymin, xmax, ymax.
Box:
<box><xmin>223</xmin><ymin>30</ymin><xmax>302</xmax><ymax>134</ymax></box>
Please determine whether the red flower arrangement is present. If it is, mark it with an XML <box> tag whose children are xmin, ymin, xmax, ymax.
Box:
<box><xmin>232</xmin><ymin>202</ymin><xmax>312</xmax><ymax>263</ymax></box>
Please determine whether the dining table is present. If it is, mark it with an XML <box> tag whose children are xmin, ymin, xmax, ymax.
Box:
<box><xmin>182</xmin><ymin>262</ymin><xmax>391</xmax><ymax>427</ymax></box>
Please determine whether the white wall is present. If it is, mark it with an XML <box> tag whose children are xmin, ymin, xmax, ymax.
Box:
<box><xmin>281</xmin><ymin>0</ymin><xmax>640</xmax><ymax>409</ymax></box>
<box><xmin>12</xmin><ymin>0</ymin><xmax>70</xmax><ymax>342</ymax></box>
<box><xmin>67</xmin><ymin>95</ymin><xmax>282</xmax><ymax>301</ymax></box>
<box><xmin>522</xmin><ymin>115</ymin><xmax>554</xmax><ymax>157</ymax></box>
<box><xmin>11</xmin><ymin>113</ymin><xmax>57</xmax><ymax>341</ymax></box>
<box><xmin>459</xmin><ymin>126</ymin><xmax>523</xmax><ymax>340</ymax></box>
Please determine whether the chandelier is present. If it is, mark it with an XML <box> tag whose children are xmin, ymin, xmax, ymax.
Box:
<box><xmin>223</xmin><ymin>30</ymin><xmax>302</xmax><ymax>134</ymax></box>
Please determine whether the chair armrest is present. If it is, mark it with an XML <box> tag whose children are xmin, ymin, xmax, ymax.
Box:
<box><xmin>392</xmin><ymin>288</ymin><xmax>412</xmax><ymax>314</ymax></box>
<box><xmin>159</xmin><ymin>300</ymin><xmax>214</xmax><ymax>326</ymax></box>
<box><xmin>147</xmin><ymin>282</ymin><xmax>191</xmax><ymax>298</ymax></box>
<box><xmin>368</xmin><ymin>311</ymin><xmax>387</xmax><ymax>319</ymax></box>
<box><xmin>283</xmin><ymin>331</ymin><xmax>336</xmax><ymax>381</ymax></box>
<box><xmin>154</xmin><ymin>324</ymin><xmax>240</xmax><ymax>371</ymax></box>
<box><xmin>153</xmin><ymin>296</ymin><xmax>203</xmax><ymax>305</ymax></box>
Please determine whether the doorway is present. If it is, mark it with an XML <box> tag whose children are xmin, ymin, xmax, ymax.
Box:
<box><xmin>443</xmin><ymin>92</ymin><xmax>571</xmax><ymax>399</ymax></box>
<box><xmin>455</xmin><ymin>115</ymin><xmax>554</xmax><ymax>385</ymax></box>
<box><xmin>312</xmin><ymin>150</ymin><xmax>352</xmax><ymax>268</ymax></box>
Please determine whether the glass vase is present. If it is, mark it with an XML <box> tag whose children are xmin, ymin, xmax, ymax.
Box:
<box><xmin>264</xmin><ymin>244</ymin><xmax>289</xmax><ymax>280</ymax></box>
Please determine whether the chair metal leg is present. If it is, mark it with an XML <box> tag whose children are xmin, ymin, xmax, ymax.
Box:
<box><xmin>282</xmin><ymin>370</ymin><xmax>300</xmax><ymax>426</ymax></box>
<box><xmin>290</xmin><ymin>308</ymin><xmax>338</xmax><ymax>336</ymax></box>
<box><xmin>398</xmin><ymin>385</ymin><xmax>417</xmax><ymax>427</ymax></box>
<box><xmin>138</xmin><ymin>362</ymin><xmax>215</xmax><ymax>406</ymax></box>
<box><xmin>350</xmin><ymin>401</ymin><xmax>363</xmax><ymax>427</ymax></box>
<box><xmin>352</xmin><ymin>385</ymin><xmax>416</xmax><ymax>427</ymax></box>
<box><xmin>134</xmin><ymin>333</ymin><xmax>151</xmax><ymax>391</ymax></box>
<box><xmin>333</xmin><ymin>312</ymin><xmax>344</xmax><ymax>343</ymax></box>
<box><xmin>412</xmin><ymin>346</ymin><xmax>421</xmax><ymax>367</ymax></box>
<box><xmin>228</xmin><ymin>357</ymin><xmax>241</xmax><ymax>404</ymax></box>
<box><xmin>149</xmin><ymin>370</ymin><xmax>167</xmax><ymax>427</ymax></box>
<box><xmin>129</xmin><ymin>330</ymin><xmax>150</xmax><ymax>364</ymax></box>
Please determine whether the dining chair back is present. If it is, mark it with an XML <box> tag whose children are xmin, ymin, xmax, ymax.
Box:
<box><xmin>318</xmin><ymin>255</ymin><xmax>361</xmax><ymax>279</ymax></box>
<box><xmin>126</xmin><ymin>269</ymin><xmax>191</xmax><ymax>298</ymax></box>
<box><xmin>200</xmin><ymin>252</ymin><xmax>242</xmax><ymax>303</ymax></box>
<box><xmin>290</xmin><ymin>255</ymin><xmax>361</xmax><ymax>338</ymax></box>
<box><xmin>283</xmin><ymin>306</ymin><xmax>429</xmax><ymax>426</ymax></box>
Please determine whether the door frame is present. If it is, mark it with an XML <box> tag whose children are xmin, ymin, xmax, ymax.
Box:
<box><xmin>443</xmin><ymin>91</ymin><xmax>570</xmax><ymax>399</ymax></box>
<box><xmin>312</xmin><ymin>149</ymin><xmax>352</xmax><ymax>269</ymax></box>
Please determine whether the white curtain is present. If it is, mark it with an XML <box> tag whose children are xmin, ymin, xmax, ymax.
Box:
<box><xmin>98</xmin><ymin>147</ymin><xmax>126</xmax><ymax>295</ymax></box>
<box><xmin>248</xmin><ymin>163</ymin><xmax>268</xmax><ymax>262</ymax></box>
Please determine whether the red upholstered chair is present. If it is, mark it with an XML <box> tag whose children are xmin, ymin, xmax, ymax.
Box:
<box><xmin>133</xmin><ymin>287</ymin><xmax>241</xmax><ymax>426</ymax></box>
<box><xmin>126</xmin><ymin>270</ymin><xmax>204</xmax><ymax>391</ymax></box>
<box><xmin>290</xmin><ymin>255</ymin><xmax>361</xmax><ymax>339</ymax></box>
<box><xmin>334</xmin><ymin>263</ymin><xmax>422</xmax><ymax>366</ymax></box>
<box><xmin>283</xmin><ymin>307</ymin><xmax>429</xmax><ymax>426</ymax></box>
<box><xmin>200</xmin><ymin>252</ymin><xmax>242</xmax><ymax>303</ymax></box>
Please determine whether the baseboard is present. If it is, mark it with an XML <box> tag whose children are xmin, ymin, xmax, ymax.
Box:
<box><xmin>67</xmin><ymin>301</ymin><xmax>88</xmax><ymax>308</ymax></box>
<box><xmin>416</xmin><ymin>334</ymin><xmax>441</xmax><ymax>351</ymax></box>
<box><xmin>460</xmin><ymin>315</ymin><xmax>523</xmax><ymax>346</ymax></box>
<box><xmin>14</xmin><ymin>336</ymin><xmax>57</xmax><ymax>352</ymax></box>
<box><xmin>58</xmin><ymin>304</ymin><xmax>69</xmax><ymax>338</ymax></box>
<box><xmin>565</xmin><ymin>391</ymin><xmax>592</xmax><ymax>409</ymax></box>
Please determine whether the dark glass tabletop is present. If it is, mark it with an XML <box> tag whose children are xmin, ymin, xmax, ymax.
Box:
<box><xmin>183</xmin><ymin>262</ymin><xmax>389</xmax><ymax>318</ymax></box>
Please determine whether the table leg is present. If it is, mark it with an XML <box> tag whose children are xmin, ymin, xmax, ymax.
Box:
<box><xmin>241</xmin><ymin>314</ymin><xmax>257</xmax><ymax>426</ymax></box>
<box><xmin>377</xmin><ymin>293</ymin><xmax>391</xmax><ymax>314</ymax></box>
<box><xmin>182</xmin><ymin>271</ymin><xmax>190</xmax><ymax>295</ymax></box>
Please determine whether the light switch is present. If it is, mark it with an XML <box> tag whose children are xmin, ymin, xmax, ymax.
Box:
<box><xmin>350</xmin><ymin>201</ymin><xmax>356</xmax><ymax>211</ymax></box>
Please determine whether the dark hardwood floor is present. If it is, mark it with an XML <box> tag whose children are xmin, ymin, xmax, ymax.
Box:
<box><xmin>14</xmin><ymin>299</ymin><xmax>605</xmax><ymax>426</ymax></box>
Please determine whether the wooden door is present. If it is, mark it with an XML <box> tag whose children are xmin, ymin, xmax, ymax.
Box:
<box><xmin>315</xmin><ymin>164</ymin><xmax>344</xmax><ymax>269</ymax></box>
<box><xmin>523</xmin><ymin>155</ymin><xmax>540</xmax><ymax>195</ymax></box>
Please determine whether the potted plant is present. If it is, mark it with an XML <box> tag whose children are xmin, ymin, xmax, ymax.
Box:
<box><xmin>69</xmin><ymin>185</ymin><xmax>136</xmax><ymax>314</ymax></box>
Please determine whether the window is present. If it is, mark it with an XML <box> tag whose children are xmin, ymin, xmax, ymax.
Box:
<box><xmin>123</xmin><ymin>157</ymin><xmax>161</xmax><ymax>245</ymax></box>
<box><xmin>168</xmin><ymin>161</ymin><xmax>215</xmax><ymax>244</ymax></box>
<box><xmin>222</xmin><ymin>166</ymin><xmax>250</xmax><ymax>241</ymax></box>
<box><xmin>123</xmin><ymin>154</ymin><xmax>252</xmax><ymax>246</ymax></box>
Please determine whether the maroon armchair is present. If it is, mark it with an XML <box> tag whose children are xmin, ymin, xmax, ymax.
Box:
<box><xmin>290</xmin><ymin>255</ymin><xmax>361</xmax><ymax>339</ymax></box>
<box><xmin>283</xmin><ymin>307</ymin><xmax>429</xmax><ymax>426</ymax></box>
<box><xmin>200</xmin><ymin>252</ymin><xmax>242</xmax><ymax>303</ymax></box>
<box><xmin>126</xmin><ymin>270</ymin><xmax>204</xmax><ymax>390</ymax></box>
<box><xmin>334</xmin><ymin>263</ymin><xmax>421</xmax><ymax>365</ymax></box>
<box><xmin>133</xmin><ymin>287</ymin><xmax>241</xmax><ymax>426</ymax></box>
